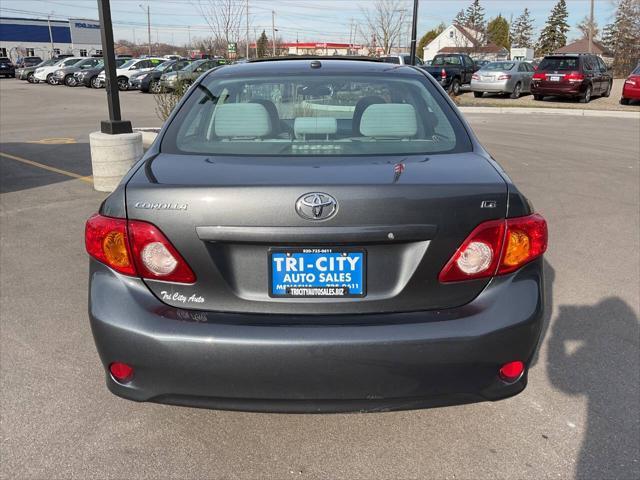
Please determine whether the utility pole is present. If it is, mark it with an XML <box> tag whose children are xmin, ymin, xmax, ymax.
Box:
<box><xmin>271</xmin><ymin>10</ymin><xmax>276</xmax><ymax>56</ymax></box>
<box><xmin>246</xmin><ymin>0</ymin><xmax>250</xmax><ymax>59</ymax></box>
<box><xmin>588</xmin><ymin>0</ymin><xmax>594</xmax><ymax>53</ymax></box>
<box><xmin>409</xmin><ymin>0</ymin><xmax>419</xmax><ymax>65</ymax></box>
<box><xmin>187</xmin><ymin>26</ymin><xmax>191</xmax><ymax>49</ymax></box>
<box><xmin>47</xmin><ymin>14</ymin><xmax>54</xmax><ymax>57</ymax></box>
<box><xmin>139</xmin><ymin>4</ymin><xmax>151</xmax><ymax>56</ymax></box>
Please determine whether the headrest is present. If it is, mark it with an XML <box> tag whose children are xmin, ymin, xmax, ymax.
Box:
<box><xmin>214</xmin><ymin>103</ymin><xmax>271</xmax><ymax>138</ymax></box>
<box><xmin>359</xmin><ymin>103</ymin><xmax>417</xmax><ymax>138</ymax></box>
<box><xmin>294</xmin><ymin>117</ymin><xmax>338</xmax><ymax>139</ymax></box>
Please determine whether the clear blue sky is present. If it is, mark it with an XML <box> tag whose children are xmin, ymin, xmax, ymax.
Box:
<box><xmin>1</xmin><ymin>0</ymin><xmax>616</xmax><ymax>47</ymax></box>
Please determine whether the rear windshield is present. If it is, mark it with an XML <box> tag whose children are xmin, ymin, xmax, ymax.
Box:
<box><xmin>431</xmin><ymin>55</ymin><xmax>461</xmax><ymax>66</ymax></box>
<box><xmin>161</xmin><ymin>72</ymin><xmax>471</xmax><ymax>157</ymax></box>
<box><xmin>483</xmin><ymin>62</ymin><xmax>515</xmax><ymax>71</ymax></box>
<box><xmin>633</xmin><ymin>65</ymin><xmax>640</xmax><ymax>75</ymax></box>
<box><xmin>381</xmin><ymin>57</ymin><xmax>400</xmax><ymax>64</ymax></box>
<box><xmin>0</xmin><ymin>58</ymin><xmax>10</xmax><ymax>62</ymax></box>
<box><xmin>539</xmin><ymin>57</ymin><xmax>579</xmax><ymax>71</ymax></box>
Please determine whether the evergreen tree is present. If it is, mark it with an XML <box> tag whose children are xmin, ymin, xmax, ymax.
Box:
<box><xmin>602</xmin><ymin>0</ymin><xmax>640</xmax><ymax>76</ymax></box>
<box><xmin>510</xmin><ymin>8</ymin><xmax>535</xmax><ymax>48</ymax></box>
<box><xmin>256</xmin><ymin>30</ymin><xmax>268</xmax><ymax>58</ymax></box>
<box><xmin>418</xmin><ymin>23</ymin><xmax>446</xmax><ymax>56</ymax></box>
<box><xmin>453</xmin><ymin>9</ymin><xmax>467</xmax><ymax>26</ymax></box>
<box><xmin>536</xmin><ymin>0</ymin><xmax>570</xmax><ymax>56</ymax></box>
<box><xmin>464</xmin><ymin>0</ymin><xmax>486</xmax><ymax>34</ymax></box>
<box><xmin>487</xmin><ymin>14</ymin><xmax>510</xmax><ymax>49</ymax></box>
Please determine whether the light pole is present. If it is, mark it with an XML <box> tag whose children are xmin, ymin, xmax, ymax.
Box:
<box><xmin>139</xmin><ymin>4</ymin><xmax>151</xmax><ymax>56</ymax></box>
<box><xmin>272</xmin><ymin>10</ymin><xmax>276</xmax><ymax>56</ymax></box>
<box><xmin>47</xmin><ymin>13</ymin><xmax>54</xmax><ymax>58</ymax></box>
<box><xmin>246</xmin><ymin>0</ymin><xmax>250</xmax><ymax>59</ymax></box>
<box><xmin>409</xmin><ymin>0</ymin><xmax>419</xmax><ymax>65</ymax></box>
<box><xmin>588</xmin><ymin>0</ymin><xmax>594</xmax><ymax>53</ymax></box>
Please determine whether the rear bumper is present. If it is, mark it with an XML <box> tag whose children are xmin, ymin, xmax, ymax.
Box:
<box><xmin>89</xmin><ymin>259</ymin><xmax>545</xmax><ymax>413</ymax></box>
<box><xmin>622</xmin><ymin>83</ymin><xmax>640</xmax><ymax>100</ymax></box>
<box><xmin>531</xmin><ymin>81</ymin><xmax>585</xmax><ymax>97</ymax></box>
<box><xmin>470</xmin><ymin>79</ymin><xmax>511</xmax><ymax>93</ymax></box>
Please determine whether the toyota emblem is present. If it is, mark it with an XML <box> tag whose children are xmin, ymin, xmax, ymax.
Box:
<box><xmin>295</xmin><ymin>192</ymin><xmax>338</xmax><ymax>221</ymax></box>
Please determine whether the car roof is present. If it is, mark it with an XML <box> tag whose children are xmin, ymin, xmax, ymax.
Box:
<box><xmin>209</xmin><ymin>58</ymin><xmax>421</xmax><ymax>77</ymax></box>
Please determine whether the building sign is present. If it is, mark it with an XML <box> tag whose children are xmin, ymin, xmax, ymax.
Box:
<box><xmin>227</xmin><ymin>42</ymin><xmax>237</xmax><ymax>54</ymax></box>
<box><xmin>68</xmin><ymin>18</ymin><xmax>101</xmax><ymax>45</ymax></box>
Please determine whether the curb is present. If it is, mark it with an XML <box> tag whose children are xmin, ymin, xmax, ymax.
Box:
<box><xmin>459</xmin><ymin>106</ymin><xmax>640</xmax><ymax>119</ymax></box>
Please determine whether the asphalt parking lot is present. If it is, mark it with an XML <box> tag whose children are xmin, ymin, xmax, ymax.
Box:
<box><xmin>1</xmin><ymin>78</ymin><xmax>639</xmax><ymax>479</ymax></box>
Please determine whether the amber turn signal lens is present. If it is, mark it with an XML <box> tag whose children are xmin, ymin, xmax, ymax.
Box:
<box><xmin>102</xmin><ymin>231</ymin><xmax>131</xmax><ymax>268</ymax></box>
<box><xmin>502</xmin><ymin>230</ymin><xmax>531</xmax><ymax>267</ymax></box>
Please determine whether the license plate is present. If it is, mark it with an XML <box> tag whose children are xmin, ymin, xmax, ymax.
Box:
<box><xmin>550</xmin><ymin>76</ymin><xmax>561</xmax><ymax>82</ymax></box>
<box><xmin>482</xmin><ymin>76</ymin><xmax>493</xmax><ymax>81</ymax></box>
<box><xmin>269</xmin><ymin>248</ymin><xmax>366</xmax><ymax>298</ymax></box>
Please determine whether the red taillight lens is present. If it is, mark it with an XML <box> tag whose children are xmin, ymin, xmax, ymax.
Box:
<box><xmin>109</xmin><ymin>362</ymin><xmax>134</xmax><ymax>383</ymax></box>
<box><xmin>439</xmin><ymin>214</ymin><xmax>548</xmax><ymax>283</ymax></box>
<box><xmin>472</xmin><ymin>73</ymin><xmax>479</xmax><ymax>80</ymax></box>
<box><xmin>441</xmin><ymin>68</ymin><xmax>447</xmax><ymax>79</ymax></box>
<box><xmin>85</xmin><ymin>214</ymin><xmax>136</xmax><ymax>276</ymax></box>
<box><xmin>564</xmin><ymin>71</ymin><xmax>584</xmax><ymax>82</ymax></box>
<box><xmin>499</xmin><ymin>361</ymin><xmax>524</xmax><ymax>382</ymax></box>
<box><xmin>532</xmin><ymin>72</ymin><xmax>546</xmax><ymax>80</ymax></box>
<box><xmin>498</xmin><ymin>74</ymin><xmax>512</xmax><ymax>80</ymax></box>
<box><xmin>85</xmin><ymin>214</ymin><xmax>196</xmax><ymax>283</ymax></box>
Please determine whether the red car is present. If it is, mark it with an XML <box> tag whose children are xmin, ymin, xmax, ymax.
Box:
<box><xmin>620</xmin><ymin>64</ymin><xmax>640</xmax><ymax>105</ymax></box>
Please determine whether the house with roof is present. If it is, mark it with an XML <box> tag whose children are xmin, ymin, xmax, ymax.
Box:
<box><xmin>422</xmin><ymin>23</ymin><xmax>508</xmax><ymax>62</ymax></box>
<box><xmin>554</xmin><ymin>38</ymin><xmax>613</xmax><ymax>64</ymax></box>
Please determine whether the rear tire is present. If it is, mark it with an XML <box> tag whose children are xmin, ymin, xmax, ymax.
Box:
<box><xmin>27</xmin><ymin>72</ymin><xmax>35</xmax><ymax>83</ymax></box>
<box><xmin>510</xmin><ymin>82</ymin><xmax>522</xmax><ymax>99</ymax></box>
<box><xmin>64</xmin><ymin>75</ymin><xmax>77</xmax><ymax>87</ymax></box>
<box><xmin>579</xmin><ymin>85</ymin><xmax>592</xmax><ymax>103</ymax></box>
<box><xmin>117</xmin><ymin>76</ymin><xmax>129</xmax><ymax>91</ymax></box>
<box><xmin>602</xmin><ymin>81</ymin><xmax>612</xmax><ymax>98</ymax></box>
<box><xmin>620</xmin><ymin>97</ymin><xmax>630</xmax><ymax>105</ymax></box>
<box><xmin>473</xmin><ymin>91</ymin><xmax>483</xmax><ymax>98</ymax></box>
<box><xmin>534</xmin><ymin>94</ymin><xmax>544</xmax><ymax>101</ymax></box>
<box><xmin>449</xmin><ymin>78</ymin><xmax>461</xmax><ymax>96</ymax></box>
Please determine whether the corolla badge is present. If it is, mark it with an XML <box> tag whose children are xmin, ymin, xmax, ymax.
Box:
<box><xmin>295</xmin><ymin>192</ymin><xmax>338</xmax><ymax>221</ymax></box>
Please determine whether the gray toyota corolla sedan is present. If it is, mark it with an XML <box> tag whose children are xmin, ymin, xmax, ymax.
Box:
<box><xmin>86</xmin><ymin>58</ymin><xmax>547</xmax><ymax>413</ymax></box>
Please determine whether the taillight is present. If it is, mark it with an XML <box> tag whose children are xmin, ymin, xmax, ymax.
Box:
<box><xmin>439</xmin><ymin>214</ymin><xmax>547</xmax><ymax>283</ymax></box>
<box><xmin>564</xmin><ymin>71</ymin><xmax>584</xmax><ymax>82</ymax></box>
<box><xmin>625</xmin><ymin>78</ymin><xmax>637</xmax><ymax>86</ymax></box>
<box><xmin>472</xmin><ymin>73</ymin><xmax>479</xmax><ymax>80</ymax></box>
<box><xmin>532</xmin><ymin>72</ymin><xmax>546</xmax><ymax>80</ymax></box>
<box><xmin>498</xmin><ymin>74</ymin><xmax>512</xmax><ymax>80</ymax></box>
<box><xmin>85</xmin><ymin>214</ymin><xmax>196</xmax><ymax>283</ymax></box>
<box><xmin>441</xmin><ymin>68</ymin><xmax>447</xmax><ymax>79</ymax></box>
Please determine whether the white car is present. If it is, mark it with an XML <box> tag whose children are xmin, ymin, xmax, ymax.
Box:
<box><xmin>97</xmin><ymin>57</ymin><xmax>166</xmax><ymax>90</ymax></box>
<box><xmin>34</xmin><ymin>57</ymin><xmax>83</xmax><ymax>84</ymax></box>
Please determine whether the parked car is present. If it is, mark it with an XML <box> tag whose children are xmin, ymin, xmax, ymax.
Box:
<box><xmin>34</xmin><ymin>57</ymin><xmax>83</xmax><ymax>84</ymax></box>
<box><xmin>0</xmin><ymin>57</ymin><xmax>15</xmax><ymax>77</ymax></box>
<box><xmin>422</xmin><ymin>53</ymin><xmax>477</xmax><ymax>95</ymax></box>
<box><xmin>129</xmin><ymin>59</ymin><xmax>193</xmax><ymax>92</ymax></box>
<box><xmin>380</xmin><ymin>55</ymin><xmax>424</xmax><ymax>66</ymax></box>
<box><xmin>159</xmin><ymin>58</ymin><xmax>225</xmax><ymax>91</ymax></box>
<box><xmin>530</xmin><ymin>53</ymin><xmax>612</xmax><ymax>103</ymax></box>
<box><xmin>475</xmin><ymin>59</ymin><xmax>491</xmax><ymax>69</ymax></box>
<box><xmin>85</xmin><ymin>57</ymin><xmax>548</xmax><ymax>413</ymax></box>
<box><xmin>53</xmin><ymin>57</ymin><xmax>103</xmax><ymax>86</ymax></box>
<box><xmin>620</xmin><ymin>63</ymin><xmax>640</xmax><ymax>105</ymax></box>
<box><xmin>471</xmin><ymin>61</ymin><xmax>535</xmax><ymax>98</ymax></box>
<box><xmin>16</xmin><ymin>57</ymin><xmax>61</xmax><ymax>82</ymax></box>
<box><xmin>97</xmin><ymin>57</ymin><xmax>166</xmax><ymax>90</ymax></box>
<box><xmin>76</xmin><ymin>57</ymin><xmax>129</xmax><ymax>88</ymax></box>
<box><xmin>15</xmin><ymin>56</ymin><xmax>43</xmax><ymax>68</ymax></box>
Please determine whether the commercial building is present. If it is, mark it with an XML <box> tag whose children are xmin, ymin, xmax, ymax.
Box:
<box><xmin>0</xmin><ymin>17</ymin><xmax>102</xmax><ymax>60</ymax></box>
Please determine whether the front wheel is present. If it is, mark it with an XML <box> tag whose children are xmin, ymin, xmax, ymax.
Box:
<box><xmin>602</xmin><ymin>81</ymin><xmax>612</xmax><ymax>98</ymax></box>
<box><xmin>149</xmin><ymin>79</ymin><xmax>162</xmax><ymax>94</ymax></box>
<box><xmin>579</xmin><ymin>85</ymin><xmax>592</xmax><ymax>103</ymax></box>
<box><xmin>64</xmin><ymin>75</ymin><xmax>77</xmax><ymax>87</ymax></box>
<box><xmin>117</xmin><ymin>77</ymin><xmax>129</xmax><ymax>91</ymax></box>
<box><xmin>473</xmin><ymin>91</ymin><xmax>483</xmax><ymax>98</ymax></box>
<box><xmin>27</xmin><ymin>73</ymin><xmax>35</xmax><ymax>83</ymax></box>
<box><xmin>449</xmin><ymin>78</ymin><xmax>461</xmax><ymax>96</ymax></box>
<box><xmin>91</xmin><ymin>76</ymin><xmax>101</xmax><ymax>88</ymax></box>
<box><xmin>46</xmin><ymin>73</ymin><xmax>56</xmax><ymax>85</ymax></box>
<box><xmin>510</xmin><ymin>82</ymin><xmax>522</xmax><ymax>99</ymax></box>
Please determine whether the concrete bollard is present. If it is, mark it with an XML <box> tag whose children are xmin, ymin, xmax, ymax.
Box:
<box><xmin>89</xmin><ymin>131</ymin><xmax>143</xmax><ymax>192</ymax></box>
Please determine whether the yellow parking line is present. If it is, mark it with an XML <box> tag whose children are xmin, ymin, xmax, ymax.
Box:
<box><xmin>0</xmin><ymin>151</ymin><xmax>93</xmax><ymax>184</ymax></box>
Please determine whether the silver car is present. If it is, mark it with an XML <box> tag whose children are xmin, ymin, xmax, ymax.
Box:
<box><xmin>471</xmin><ymin>61</ymin><xmax>535</xmax><ymax>99</ymax></box>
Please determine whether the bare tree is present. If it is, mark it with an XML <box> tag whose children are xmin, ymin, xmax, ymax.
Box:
<box><xmin>193</xmin><ymin>0</ymin><xmax>245</xmax><ymax>53</ymax></box>
<box><xmin>361</xmin><ymin>0</ymin><xmax>407</xmax><ymax>55</ymax></box>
